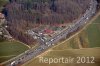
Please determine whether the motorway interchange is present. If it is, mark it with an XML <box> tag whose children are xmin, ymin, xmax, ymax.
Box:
<box><xmin>2</xmin><ymin>0</ymin><xmax>98</xmax><ymax>66</ymax></box>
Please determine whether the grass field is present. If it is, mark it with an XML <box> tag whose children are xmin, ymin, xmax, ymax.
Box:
<box><xmin>22</xmin><ymin>48</ymin><xmax>100</xmax><ymax>66</ymax></box>
<box><xmin>0</xmin><ymin>41</ymin><xmax>29</xmax><ymax>63</ymax></box>
<box><xmin>86</xmin><ymin>15</ymin><xmax>100</xmax><ymax>47</ymax></box>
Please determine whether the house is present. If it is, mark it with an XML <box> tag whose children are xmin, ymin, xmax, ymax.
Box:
<box><xmin>0</xmin><ymin>13</ymin><xmax>5</xmax><ymax>19</ymax></box>
<box><xmin>0</xmin><ymin>13</ymin><xmax>5</xmax><ymax>25</ymax></box>
<box><xmin>44</xmin><ymin>29</ymin><xmax>54</xmax><ymax>34</ymax></box>
<box><xmin>4</xmin><ymin>35</ymin><xmax>12</xmax><ymax>39</ymax></box>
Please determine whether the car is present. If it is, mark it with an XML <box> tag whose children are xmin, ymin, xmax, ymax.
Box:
<box><xmin>51</xmin><ymin>39</ymin><xmax>54</xmax><ymax>41</ymax></box>
<box><xmin>42</xmin><ymin>47</ymin><xmax>45</xmax><ymax>50</ymax></box>
<box><xmin>46</xmin><ymin>42</ymin><xmax>48</xmax><ymax>45</ymax></box>
<box><xmin>85</xmin><ymin>22</ymin><xmax>87</xmax><ymax>24</ymax></box>
<box><xmin>43</xmin><ymin>37</ymin><xmax>47</xmax><ymax>40</ymax></box>
<box><xmin>11</xmin><ymin>61</ymin><xmax>16</xmax><ymax>66</ymax></box>
<box><xmin>86</xmin><ymin>17</ymin><xmax>89</xmax><ymax>19</ymax></box>
<box><xmin>39</xmin><ymin>32</ymin><xmax>43</xmax><ymax>35</ymax></box>
<box><xmin>34</xmin><ymin>36</ymin><xmax>37</xmax><ymax>39</ymax></box>
<box><xmin>52</xmin><ymin>43</ymin><xmax>55</xmax><ymax>45</ymax></box>
<box><xmin>48</xmin><ymin>44</ymin><xmax>51</xmax><ymax>47</ymax></box>
<box><xmin>41</xmin><ymin>38</ymin><xmax>44</xmax><ymax>41</ymax></box>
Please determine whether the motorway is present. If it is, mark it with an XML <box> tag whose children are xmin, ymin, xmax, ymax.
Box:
<box><xmin>2</xmin><ymin>0</ymin><xmax>97</xmax><ymax>66</ymax></box>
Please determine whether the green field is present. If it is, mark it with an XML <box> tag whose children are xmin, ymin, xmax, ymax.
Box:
<box><xmin>0</xmin><ymin>41</ymin><xmax>29</xmax><ymax>63</ymax></box>
<box><xmin>86</xmin><ymin>15</ymin><xmax>100</xmax><ymax>47</ymax></box>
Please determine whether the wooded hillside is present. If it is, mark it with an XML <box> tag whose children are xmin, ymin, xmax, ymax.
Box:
<box><xmin>2</xmin><ymin>0</ymin><xmax>91</xmax><ymax>45</ymax></box>
<box><xmin>5</xmin><ymin>0</ymin><xmax>91</xmax><ymax>24</ymax></box>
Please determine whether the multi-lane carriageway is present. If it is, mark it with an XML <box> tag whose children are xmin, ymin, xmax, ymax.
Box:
<box><xmin>2</xmin><ymin>0</ymin><xmax>97</xmax><ymax>66</ymax></box>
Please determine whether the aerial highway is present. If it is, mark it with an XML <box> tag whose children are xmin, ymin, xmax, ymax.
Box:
<box><xmin>2</xmin><ymin>0</ymin><xmax>97</xmax><ymax>66</ymax></box>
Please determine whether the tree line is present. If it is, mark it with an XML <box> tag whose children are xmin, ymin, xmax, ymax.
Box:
<box><xmin>2</xmin><ymin>0</ymin><xmax>91</xmax><ymax>45</ymax></box>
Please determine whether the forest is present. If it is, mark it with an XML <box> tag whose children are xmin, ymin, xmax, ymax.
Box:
<box><xmin>1</xmin><ymin>0</ymin><xmax>92</xmax><ymax>45</ymax></box>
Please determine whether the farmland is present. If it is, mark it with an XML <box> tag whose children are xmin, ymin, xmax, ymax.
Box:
<box><xmin>0</xmin><ymin>41</ymin><xmax>29</xmax><ymax>63</ymax></box>
<box><xmin>22</xmin><ymin>48</ymin><xmax>100</xmax><ymax>66</ymax></box>
<box><xmin>86</xmin><ymin>15</ymin><xmax>100</xmax><ymax>47</ymax></box>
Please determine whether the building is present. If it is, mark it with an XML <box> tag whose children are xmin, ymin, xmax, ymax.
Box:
<box><xmin>0</xmin><ymin>13</ymin><xmax>5</xmax><ymax>19</ymax></box>
<box><xmin>0</xmin><ymin>13</ymin><xmax>5</xmax><ymax>25</ymax></box>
